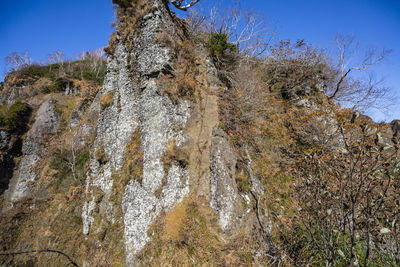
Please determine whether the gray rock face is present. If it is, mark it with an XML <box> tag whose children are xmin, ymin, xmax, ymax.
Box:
<box><xmin>7</xmin><ymin>88</ymin><xmax>20</xmax><ymax>106</ymax></box>
<box><xmin>210</xmin><ymin>128</ymin><xmax>243</xmax><ymax>233</ymax></box>
<box><xmin>0</xmin><ymin>131</ymin><xmax>10</xmax><ymax>150</ymax></box>
<box><xmin>81</xmin><ymin>0</ymin><xmax>253</xmax><ymax>263</ymax></box>
<box><xmin>244</xmin><ymin>145</ymin><xmax>264</xmax><ymax>197</ymax></box>
<box><xmin>82</xmin><ymin>0</ymin><xmax>191</xmax><ymax>264</ymax></box>
<box><xmin>6</xmin><ymin>99</ymin><xmax>60</xmax><ymax>200</ymax></box>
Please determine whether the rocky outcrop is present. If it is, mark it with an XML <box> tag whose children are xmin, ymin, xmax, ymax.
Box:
<box><xmin>210</xmin><ymin>128</ymin><xmax>243</xmax><ymax>232</ymax></box>
<box><xmin>0</xmin><ymin>1</ymin><xmax>278</xmax><ymax>265</ymax></box>
<box><xmin>5</xmin><ymin>99</ymin><xmax>60</xmax><ymax>201</ymax></box>
<box><xmin>80</xmin><ymin>0</ymin><xmax>250</xmax><ymax>263</ymax></box>
<box><xmin>82</xmin><ymin>0</ymin><xmax>193</xmax><ymax>264</ymax></box>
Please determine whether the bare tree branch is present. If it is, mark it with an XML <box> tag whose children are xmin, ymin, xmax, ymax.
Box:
<box><xmin>328</xmin><ymin>33</ymin><xmax>393</xmax><ymax>111</ymax></box>
<box><xmin>0</xmin><ymin>249</ymin><xmax>79</xmax><ymax>267</ymax></box>
<box><xmin>170</xmin><ymin>0</ymin><xmax>200</xmax><ymax>11</ymax></box>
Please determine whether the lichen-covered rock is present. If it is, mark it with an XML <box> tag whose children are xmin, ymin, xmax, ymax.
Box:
<box><xmin>82</xmin><ymin>0</ymin><xmax>192</xmax><ymax>264</ymax></box>
<box><xmin>210</xmin><ymin>128</ymin><xmax>244</xmax><ymax>233</ymax></box>
<box><xmin>5</xmin><ymin>99</ymin><xmax>60</xmax><ymax>201</ymax></box>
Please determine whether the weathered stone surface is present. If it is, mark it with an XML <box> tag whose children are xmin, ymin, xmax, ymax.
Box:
<box><xmin>82</xmin><ymin>0</ymin><xmax>192</xmax><ymax>264</ymax></box>
<box><xmin>0</xmin><ymin>130</ymin><xmax>10</xmax><ymax>150</ymax></box>
<box><xmin>244</xmin><ymin>145</ymin><xmax>264</xmax><ymax>197</ymax></box>
<box><xmin>210</xmin><ymin>128</ymin><xmax>244</xmax><ymax>233</ymax></box>
<box><xmin>7</xmin><ymin>88</ymin><xmax>20</xmax><ymax>106</ymax></box>
<box><xmin>5</xmin><ymin>99</ymin><xmax>60</xmax><ymax>201</ymax></box>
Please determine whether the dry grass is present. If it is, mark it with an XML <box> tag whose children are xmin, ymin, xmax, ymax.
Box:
<box><xmin>99</xmin><ymin>91</ymin><xmax>114</xmax><ymax>110</ymax></box>
<box><xmin>122</xmin><ymin>129</ymin><xmax>143</xmax><ymax>185</ymax></box>
<box><xmin>109</xmin><ymin>128</ymin><xmax>143</xmax><ymax>213</ymax></box>
<box><xmin>137</xmin><ymin>197</ymin><xmax>270</xmax><ymax>266</ymax></box>
<box><xmin>54</xmin><ymin>95</ymin><xmax>80</xmax><ymax>125</ymax></box>
<box><xmin>95</xmin><ymin>147</ymin><xmax>108</xmax><ymax>165</ymax></box>
<box><xmin>161</xmin><ymin>139</ymin><xmax>189</xmax><ymax>177</ymax></box>
<box><xmin>156</xmin><ymin>37</ymin><xmax>201</xmax><ymax>104</ymax></box>
<box><xmin>79</xmin><ymin>80</ymin><xmax>102</xmax><ymax>102</ymax></box>
<box><xmin>138</xmin><ymin>198</ymin><xmax>225</xmax><ymax>266</ymax></box>
<box><xmin>162</xmin><ymin>201</ymin><xmax>187</xmax><ymax>243</ymax></box>
<box><xmin>83</xmin><ymin>129</ymin><xmax>144</xmax><ymax>266</ymax></box>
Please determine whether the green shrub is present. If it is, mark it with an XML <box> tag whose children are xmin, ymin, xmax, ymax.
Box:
<box><xmin>78</xmin><ymin>65</ymin><xmax>106</xmax><ymax>84</ymax></box>
<box><xmin>209</xmin><ymin>33</ymin><xmax>237</xmax><ymax>58</ymax></box>
<box><xmin>41</xmin><ymin>78</ymin><xmax>70</xmax><ymax>94</ymax></box>
<box><xmin>0</xmin><ymin>101</ymin><xmax>30</xmax><ymax>129</ymax></box>
<box><xmin>17</xmin><ymin>64</ymin><xmax>56</xmax><ymax>79</ymax></box>
<box><xmin>0</xmin><ymin>82</ymin><xmax>4</xmax><ymax>91</ymax></box>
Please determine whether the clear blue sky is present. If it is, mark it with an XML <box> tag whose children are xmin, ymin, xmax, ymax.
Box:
<box><xmin>1</xmin><ymin>0</ymin><xmax>399</xmax><ymax>121</ymax></box>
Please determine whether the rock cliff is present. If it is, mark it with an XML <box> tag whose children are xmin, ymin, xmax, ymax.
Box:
<box><xmin>0</xmin><ymin>0</ymin><xmax>398</xmax><ymax>266</ymax></box>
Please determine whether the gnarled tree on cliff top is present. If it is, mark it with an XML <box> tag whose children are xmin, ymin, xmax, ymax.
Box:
<box><xmin>112</xmin><ymin>0</ymin><xmax>200</xmax><ymax>10</ymax></box>
<box><xmin>170</xmin><ymin>0</ymin><xmax>200</xmax><ymax>10</ymax></box>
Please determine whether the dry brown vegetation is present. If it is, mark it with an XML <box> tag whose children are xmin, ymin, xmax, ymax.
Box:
<box><xmin>156</xmin><ymin>34</ymin><xmax>200</xmax><ymax>104</ymax></box>
<box><xmin>99</xmin><ymin>90</ymin><xmax>114</xmax><ymax>110</ymax></box>
<box><xmin>138</xmin><ymin>197</ymin><xmax>251</xmax><ymax>266</ymax></box>
<box><xmin>209</xmin><ymin>24</ymin><xmax>399</xmax><ymax>265</ymax></box>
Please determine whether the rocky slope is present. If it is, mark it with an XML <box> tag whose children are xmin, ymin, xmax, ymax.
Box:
<box><xmin>0</xmin><ymin>0</ymin><xmax>399</xmax><ymax>266</ymax></box>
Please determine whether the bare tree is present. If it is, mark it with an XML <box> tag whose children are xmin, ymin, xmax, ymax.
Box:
<box><xmin>290</xmin><ymin>112</ymin><xmax>400</xmax><ymax>266</ymax></box>
<box><xmin>328</xmin><ymin>33</ymin><xmax>392</xmax><ymax>110</ymax></box>
<box><xmin>77</xmin><ymin>49</ymin><xmax>106</xmax><ymax>80</ymax></box>
<box><xmin>207</xmin><ymin>1</ymin><xmax>272</xmax><ymax>57</ymax></box>
<box><xmin>170</xmin><ymin>0</ymin><xmax>201</xmax><ymax>11</ymax></box>
<box><xmin>4</xmin><ymin>51</ymin><xmax>32</xmax><ymax>73</ymax></box>
<box><xmin>48</xmin><ymin>50</ymin><xmax>65</xmax><ymax>66</ymax></box>
<box><xmin>184</xmin><ymin>0</ymin><xmax>272</xmax><ymax>58</ymax></box>
<box><xmin>47</xmin><ymin>50</ymin><xmax>66</xmax><ymax>74</ymax></box>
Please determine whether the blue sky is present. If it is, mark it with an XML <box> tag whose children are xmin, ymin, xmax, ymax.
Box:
<box><xmin>1</xmin><ymin>0</ymin><xmax>399</xmax><ymax>121</ymax></box>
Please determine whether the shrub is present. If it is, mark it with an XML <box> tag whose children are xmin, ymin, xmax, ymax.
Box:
<box><xmin>283</xmin><ymin>112</ymin><xmax>400</xmax><ymax>266</ymax></box>
<box><xmin>209</xmin><ymin>33</ymin><xmax>237</xmax><ymax>59</ymax></box>
<box><xmin>17</xmin><ymin>64</ymin><xmax>56</xmax><ymax>79</ymax></box>
<box><xmin>265</xmin><ymin>39</ymin><xmax>333</xmax><ymax>100</ymax></box>
<box><xmin>75</xmin><ymin>150</ymin><xmax>90</xmax><ymax>177</ymax></box>
<box><xmin>112</xmin><ymin>0</ymin><xmax>139</xmax><ymax>9</ymax></box>
<box><xmin>81</xmin><ymin>66</ymin><xmax>106</xmax><ymax>84</ymax></box>
<box><xmin>209</xmin><ymin>33</ymin><xmax>238</xmax><ymax>86</ymax></box>
<box><xmin>0</xmin><ymin>82</ymin><xmax>4</xmax><ymax>91</ymax></box>
<box><xmin>0</xmin><ymin>101</ymin><xmax>30</xmax><ymax>129</ymax></box>
<box><xmin>49</xmin><ymin>148</ymin><xmax>90</xmax><ymax>187</ymax></box>
<box><xmin>41</xmin><ymin>78</ymin><xmax>71</xmax><ymax>94</ymax></box>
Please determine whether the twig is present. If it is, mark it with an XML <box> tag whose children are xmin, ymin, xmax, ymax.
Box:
<box><xmin>0</xmin><ymin>249</ymin><xmax>79</xmax><ymax>267</ymax></box>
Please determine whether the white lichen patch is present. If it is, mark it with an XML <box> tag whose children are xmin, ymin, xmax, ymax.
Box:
<box><xmin>82</xmin><ymin>41</ymin><xmax>139</xmax><ymax>236</ymax></box>
<box><xmin>161</xmin><ymin>165</ymin><xmax>190</xmax><ymax>209</ymax></box>
<box><xmin>122</xmin><ymin>181</ymin><xmax>161</xmax><ymax>264</ymax></box>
